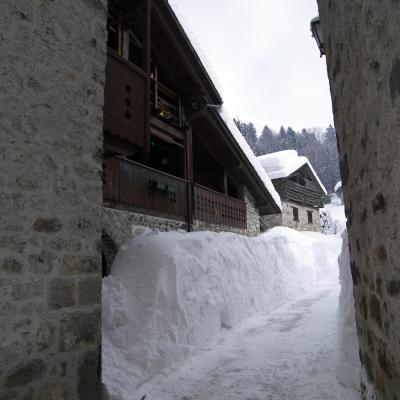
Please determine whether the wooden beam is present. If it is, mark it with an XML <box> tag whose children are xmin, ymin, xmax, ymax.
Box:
<box><xmin>186</xmin><ymin>127</ymin><xmax>194</xmax><ymax>231</ymax></box>
<box><xmin>143</xmin><ymin>0</ymin><xmax>152</xmax><ymax>154</ymax></box>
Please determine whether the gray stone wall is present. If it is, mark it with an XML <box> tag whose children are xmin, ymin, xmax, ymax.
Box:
<box><xmin>281</xmin><ymin>201</ymin><xmax>321</xmax><ymax>232</ymax></box>
<box><xmin>238</xmin><ymin>185</ymin><xmax>261</xmax><ymax>235</ymax></box>
<box><xmin>0</xmin><ymin>1</ymin><xmax>107</xmax><ymax>399</ymax></box>
<box><xmin>318</xmin><ymin>1</ymin><xmax>400</xmax><ymax>397</ymax></box>
<box><xmin>103</xmin><ymin>207</ymin><xmax>187</xmax><ymax>247</ymax></box>
<box><xmin>260</xmin><ymin>213</ymin><xmax>283</xmax><ymax>232</ymax></box>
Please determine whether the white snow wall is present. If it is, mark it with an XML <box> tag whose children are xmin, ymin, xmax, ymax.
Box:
<box><xmin>337</xmin><ymin>230</ymin><xmax>361</xmax><ymax>390</ymax></box>
<box><xmin>102</xmin><ymin>227</ymin><xmax>340</xmax><ymax>397</ymax></box>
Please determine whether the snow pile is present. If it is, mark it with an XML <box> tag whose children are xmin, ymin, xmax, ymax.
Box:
<box><xmin>102</xmin><ymin>227</ymin><xmax>340</xmax><ymax>398</ymax></box>
<box><xmin>258</xmin><ymin>150</ymin><xmax>327</xmax><ymax>195</ymax></box>
<box><xmin>218</xmin><ymin>107</ymin><xmax>282</xmax><ymax>210</ymax></box>
<box><xmin>337</xmin><ymin>230</ymin><xmax>361</xmax><ymax>391</ymax></box>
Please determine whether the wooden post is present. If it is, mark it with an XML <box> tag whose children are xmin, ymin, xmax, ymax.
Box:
<box><xmin>143</xmin><ymin>0</ymin><xmax>152</xmax><ymax>154</ymax></box>
<box><xmin>186</xmin><ymin>127</ymin><xmax>194</xmax><ymax>231</ymax></box>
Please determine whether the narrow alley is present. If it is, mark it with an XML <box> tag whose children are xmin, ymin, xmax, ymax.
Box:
<box><xmin>137</xmin><ymin>283</ymin><xmax>359</xmax><ymax>400</ymax></box>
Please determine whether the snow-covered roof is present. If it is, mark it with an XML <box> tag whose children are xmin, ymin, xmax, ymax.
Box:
<box><xmin>334</xmin><ymin>181</ymin><xmax>342</xmax><ymax>192</ymax></box>
<box><xmin>257</xmin><ymin>150</ymin><xmax>327</xmax><ymax>195</ymax></box>
<box><xmin>218</xmin><ymin>108</ymin><xmax>282</xmax><ymax>210</ymax></box>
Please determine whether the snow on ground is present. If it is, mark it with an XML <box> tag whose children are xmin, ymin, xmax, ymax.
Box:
<box><xmin>102</xmin><ymin>227</ymin><xmax>344</xmax><ymax>399</ymax></box>
<box><xmin>137</xmin><ymin>284</ymin><xmax>359</xmax><ymax>400</ymax></box>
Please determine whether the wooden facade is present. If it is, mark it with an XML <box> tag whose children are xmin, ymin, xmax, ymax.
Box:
<box><xmin>103</xmin><ymin>0</ymin><xmax>280</xmax><ymax>231</ymax></box>
<box><xmin>271</xmin><ymin>164</ymin><xmax>325</xmax><ymax>208</ymax></box>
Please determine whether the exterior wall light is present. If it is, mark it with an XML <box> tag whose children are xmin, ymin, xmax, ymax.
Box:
<box><xmin>310</xmin><ymin>16</ymin><xmax>325</xmax><ymax>57</ymax></box>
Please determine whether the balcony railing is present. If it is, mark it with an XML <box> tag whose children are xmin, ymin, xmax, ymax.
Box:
<box><xmin>104</xmin><ymin>157</ymin><xmax>188</xmax><ymax>218</ymax></box>
<box><xmin>193</xmin><ymin>184</ymin><xmax>247</xmax><ymax>229</ymax></box>
<box><xmin>103</xmin><ymin>158</ymin><xmax>247</xmax><ymax>229</ymax></box>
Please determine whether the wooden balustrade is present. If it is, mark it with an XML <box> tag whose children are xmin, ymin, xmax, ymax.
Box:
<box><xmin>104</xmin><ymin>157</ymin><xmax>188</xmax><ymax>218</ymax></box>
<box><xmin>193</xmin><ymin>184</ymin><xmax>247</xmax><ymax>229</ymax></box>
<box><xmin>103</xmin><ymin>158</ymin><xmax>247</xmax><ymax>229</ymax></box>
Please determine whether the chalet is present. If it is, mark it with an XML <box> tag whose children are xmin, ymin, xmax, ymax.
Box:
<box><xmin>257</xmin><ymin>150</ymin><xmax>326</xmax><ymax>232</ymax></box>
<box><xmin>102</xmin><ymin>0</ymin><xmax>281</xmax><ymax>246</ymax></box>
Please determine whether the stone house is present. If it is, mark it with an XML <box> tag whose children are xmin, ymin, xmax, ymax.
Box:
<box><xmin>102</xmin><ymin>0</ymin><xmax>282</xmax><ymax>251</ymax></box>
<box><xmin>257</xmin><ymin>150</ymin><xmax>326</xmax><ymax>232</ymax></box>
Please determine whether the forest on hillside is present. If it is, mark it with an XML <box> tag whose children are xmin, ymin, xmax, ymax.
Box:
<box><xmin>234</xmin><ymin>120</ymin><xmax>341</xmax><ymax>194</ymax></box>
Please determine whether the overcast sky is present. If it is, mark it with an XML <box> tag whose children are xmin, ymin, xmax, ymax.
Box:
<box><xmin>170</xmin><ymin>0</ymin><xmax>333</xmax><ymax>134</ymax></box>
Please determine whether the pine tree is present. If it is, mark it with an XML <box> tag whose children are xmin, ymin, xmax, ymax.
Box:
<box><xmin>234</xmin><ymin>118</ymin><xmax>258</xmax><ymax>154</ymax></box>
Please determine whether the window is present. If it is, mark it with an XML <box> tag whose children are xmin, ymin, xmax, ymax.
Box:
<box><xmin>293</xmin><ymin>207</ymin><xmax>299</xmax><ymax>222</ymax></box>
<box><xmin>307</xmin><ymin>211</ymin><xmax>313</xmax><ymax>224</ymax></box>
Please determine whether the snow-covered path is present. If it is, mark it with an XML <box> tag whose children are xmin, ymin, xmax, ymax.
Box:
<box><xmin>136</xmin><ymin>283</ymin><xmax>359</xmax><ymax>400</ymax></box>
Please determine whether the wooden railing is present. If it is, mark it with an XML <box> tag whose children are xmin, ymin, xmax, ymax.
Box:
<box><xmin>193</xmin><ymin>184</ymin><xmax>247</xmax><ymax>229</ymax></box>
<box><xmin>104</xmin><ymin>157</ymin><xmax>188</xmax><ymax>218</ymax></box>
<box><xmin>103</xmin><ymin>158</ymin><xmax>247</xmax><ymax>229</ymax></box>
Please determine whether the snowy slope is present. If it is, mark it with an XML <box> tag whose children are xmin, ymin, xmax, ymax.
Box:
<box><xmin>102</xmin><ymin>228</ymin><xmax>341</xmax><ymax>398</ymax></box>
<box><xmin>258</xmin><ymin>150</ymin><xmax>327</xmax><ymax>195</ymax></box>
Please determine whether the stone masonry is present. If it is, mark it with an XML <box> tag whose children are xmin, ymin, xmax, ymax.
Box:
<box><xmin>103</xmin><ymin>206</ymin><xmax>187</xmax><ymax>247</ymax></box>
<box><xmin>281</xmin><ymin>201</ymin><xmax>320</xmax><ymax>232</ymax></box>
<box><xmin>318</xmin><ymin>1</ymin><xmax>400</xmax><ymax>398</ymax></box>
<box><xmin>261</xmin><ymin>201</ymin><xmax>320</xmax><ymax>232</ymax></box>
<box><xmin>0</xmin><ymin>1</ymin><xmax>107</xmax><ymax>399</ymax></box>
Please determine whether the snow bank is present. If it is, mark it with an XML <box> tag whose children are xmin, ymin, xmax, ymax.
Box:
<box><xmin>258</xmin><ymin>150</ymin><xmax>327</xmax><ymax>195</ymax></box>
<box><xmin>337</xmin><ymin>230</ymin><xmax>361</xmax><ymax>391</ymax></box>
<box><xmin>102</xmin><ymin>227</ymin><xmax>341</xmax><ymax>398</ymax></box>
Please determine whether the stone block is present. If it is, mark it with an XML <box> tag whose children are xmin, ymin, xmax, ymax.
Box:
<box><xmin>37</xmin><ymin>383</ymin><xmax>71</xmax><ymax>400</ymax></box>
<box><xmin>61</xmin><ymin>255</ymin><xmax>100</xmax><ymax>275</ymax></box>
<box><xmin>2</xmin><ymin>258</ymin><xmax>23</xmax><ymax>273</ymax></box>
<box><xmin>77</xmin><ymin>349</ymin><xmax>101</xmax><ymax>400</ymax></box>
<box><xmin>59</xmin><ymin>311</ymin><xmax>100</xmax><ymax>351</ymax></box>
<box><xmin>32</xmin><ymin>218</ymin><xmax>62</xmax><ymax>233</ymax></box>
<box><xmin>78</xmin><ymin>277</ymin><xmax>101</xmax><ymax>306</ymax></box>
<box><xmin>48</xmin><ymin>279</ymin><xmax>75</xmax><ymax>310</ymax></box>
<box><xmin>28</xmin><ymin>251</ymin><xmax>56</xmax><ymax>274</ymax></box>
<box><xmin>11</xmin><ymin>280</ymin><xmax>43</xmax><ymax>301</ymax></box>
<box><xmin>5</xmin><ymin>360</ymin><xmax>46</xmax><ymax>387</ymax></box>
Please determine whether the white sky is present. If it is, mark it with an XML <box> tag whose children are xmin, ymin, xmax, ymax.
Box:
<box><xmin>170</xmin><ymin>0</ymin><xmax>333</xmax><ymax>134</ymax></box>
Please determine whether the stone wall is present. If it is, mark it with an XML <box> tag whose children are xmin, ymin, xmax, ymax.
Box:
<box><xmin>281</xmin><ymin>201</ymin><xmax>320</xmax><ymax>232</ymax></box>
<box><xmin>318</xmin><ymin>1</ymin><xmax>400</xmax><ymax>398</ymax></box>
<box><xmin>0</xmin><ymin>1</ymin><xmax>107</xmax><ymax>399</ymax></box>
<box><xmin>103</xmin><ymin>207</ymin><xmax>187</xmax><ymax>247</ymax></box>
<box><xmin>260</xmin><ymin>213</ymin><xmax>283</xmax><ymax>232</ymax></box>
<box><xmin>238</xmin><ymin>185</ymin><xmax>261</xmax><ymax>235</ymax></box>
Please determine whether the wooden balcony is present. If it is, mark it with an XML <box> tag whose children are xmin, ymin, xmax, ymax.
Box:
<box><xmin>103</xmin><ymin>158</ymin><xmax>248</xmax><ymax>230</ymax></box>
<box><xmin>104</xmin><ymin>157</ymin><xmax>188</xmax><ymax>219</ymax></box>
<box><xmin>193</xmin><ymin>184</ymin><xmax>247</xmax><ymax>229</ymax></box>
